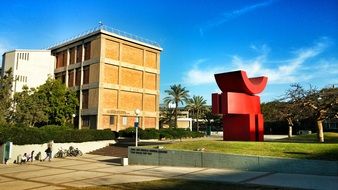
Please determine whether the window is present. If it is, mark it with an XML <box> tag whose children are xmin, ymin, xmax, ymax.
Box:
<box><xmin>62</xmin><ymin>50</ymin><xmax>67</xmax><ymax>67</ymax></box>
<box><xmin>82</xmin><ymin>90</ymin><xmax>89</xmax><ymax>109</ymax></box>
<box><xmin>75</xmin><ymin>68</ymin><xmax>81</xmax><ymax>86</ymax></box>
<box><xmin>83</xmin><ymin>66</ymin><xmax>89</xmax><ymax>84</ymax></box>
<box><xmin>82</xmin><ymin>116</ymin><xmax>90</xmax><ymax>129</ymax></box>
<box><xmin>69</xmin><ymin>48</ymin><xmax>75</xmax><ymax>64</ymax></box>
<box><xmin>55</xmin><ymin>73</ymin><xmax>61</xmax><ymax>81</ymax></box>
<box><xmin>61</xmin><ymin>72</ymin><xmax>66</xmax><ymax>84</ymax></box>
<box><xmin>68</xmin><ymin>70</ymin><xmax>74</xmax><ymax>87</ymax></box>
<box><xmin>84</xmin><ymin>42</ymin><xmax>91</xmax><ymax>60</ymax></box>
<box><xmin>56</xmin><ymin>52</ymin><xmax>63</xmax><ymax>68</ymax></box>
<box><xmin>76</xmin><ymin>45</ymin><xmax>82</xmax><ymax>63</ymax></box>
<box><xmin>18</xmin><ymin>53</ymin><xmax>29</xmax><ymax>60</ymax></box>
<box><xmin>122</xmin><ymin>117</ymin><xmax>128</xmax><ymax>126</ymax></box>
<box><xmin>110</xmin><ymin>116</ymin><xmax>115</xmax><ymax>125</ymax></box>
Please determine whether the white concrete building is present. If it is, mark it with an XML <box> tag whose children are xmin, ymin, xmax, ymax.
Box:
<box><xmin>1</xmin><ymin>50</ymin><xmax>55</xmax><ymax>95</ymax></box>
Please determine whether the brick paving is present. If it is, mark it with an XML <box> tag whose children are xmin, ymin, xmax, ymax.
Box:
<box><xmin>1</xmin><ymin>154</ymin><xmax>337</xmax><ymax>190</ymax></box>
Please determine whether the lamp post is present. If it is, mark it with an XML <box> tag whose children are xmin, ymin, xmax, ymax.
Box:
<box><xmin>72</xmin><ymin>114</ymin><xmax>76</xmax><ymax>125</ymax></box>
<box><xmin>134</xmin><ymin>109</ymin><xmax>141</xmax><ymax>147</ymax></box>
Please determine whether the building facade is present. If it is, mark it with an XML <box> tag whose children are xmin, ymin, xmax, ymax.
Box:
<box><xmin>1</xmin><ymin>50</ymin><xmax>54</xmax><ymax>96</ymax></box>
<box><xmin>50</xmin><ymin>28</ymin><xmax>162</xmax><ymax>130</ymax></box>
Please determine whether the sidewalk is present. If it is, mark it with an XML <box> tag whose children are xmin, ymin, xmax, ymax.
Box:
<box><xmin>0</xmin><ymin>154</ymin><xmax>337</xmax><ymax>190</ymax></box>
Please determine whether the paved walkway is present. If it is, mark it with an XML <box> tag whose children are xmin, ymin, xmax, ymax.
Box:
<box><xmin>0</xmin><ymin>154</ymin><xmax>337</xmax><ymax>190</ymax></box>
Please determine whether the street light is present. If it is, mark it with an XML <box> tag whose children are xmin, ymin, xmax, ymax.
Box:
<box><xmin>72</xmin><ymin>114</ymin><xmax>76</xmax><ymax>125</ymax></box>
<box><xmin>134</xmin><ymin>109</ymin><xmax>141</xmax><ymax>147</ymax></box>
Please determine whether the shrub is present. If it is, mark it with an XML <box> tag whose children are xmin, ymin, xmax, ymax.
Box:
<box><xmin>140</xmin><ymin>129</ymin><xmax>160</xmax><ymax>139</ymax></box>
<box><xmin>119</xmin><ymin>127</ymin><xmax>204</xmax><ymax>140</ymax></box>
<box><xmin>119</xmin><ymin>127</ymin><xmax>136</xmax><ymax>138</ymax></box>
<box><xmin>0</xmin><ymin>125</ymin><xmax>116</xmax><ymax>145</ymax></box>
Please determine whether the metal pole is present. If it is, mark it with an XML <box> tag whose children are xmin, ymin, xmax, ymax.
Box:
<box><xmin>135</xmin><ymin>120</ymin><xmax>138</xmax><ymax>147</ymax></box>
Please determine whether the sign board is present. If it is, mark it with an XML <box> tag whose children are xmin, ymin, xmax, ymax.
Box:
<box><xmin>134</xmin><ymin>122</ymin><xmax>139</xmax><ymax>128</ymax></box>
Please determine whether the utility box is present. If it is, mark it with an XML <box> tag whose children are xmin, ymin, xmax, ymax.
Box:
<box><xmin>1</xmin><ymin>142</ymin><xmax>13</xmax><ymax>164</ymax></box>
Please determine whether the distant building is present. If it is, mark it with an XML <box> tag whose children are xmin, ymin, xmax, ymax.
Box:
<box><xmin>159</xmin><ymin>106</ymin><xmax>192</xmax><ymax>130</ymax></box>
<box><xmin>49</xmin><ymin>26</ymin><xmax>162</xmax><ymax>130</ymax></box>
<box><xmin>1</xmin><ymin>50</ymin><xmax>54</xmax><ymax>96</ymax></box>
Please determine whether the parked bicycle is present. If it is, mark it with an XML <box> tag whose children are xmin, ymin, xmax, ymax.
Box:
<box><xmin>54</xmin><ymin>147</ymin><xmax>67</xmax><ymax>158</ymax></box>
<box><xmin>67</xmin><ymin>146</ymin><xmax>83</xmax><ymax>157</ymax></box>
<box><xmin>54</xmin><ymin>146</ymin><xmax>83</xmax><ymax>158</ymax></box>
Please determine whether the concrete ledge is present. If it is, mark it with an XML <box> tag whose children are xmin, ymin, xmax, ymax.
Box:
<box><xmin>1</xmin><ymin>140</ymin><xmax>116</xmax><ymax>164</ymax></box>
<box><xmin>128</xmin><ymin>147</ymin><xmax>338</xmax><ymax>176</ymax></box>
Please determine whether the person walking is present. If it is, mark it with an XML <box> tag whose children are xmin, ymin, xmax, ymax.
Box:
<box><xmin>43</xmin><ymin>141</ymin><xmax>53</xmax><ymax>162</ymax></box>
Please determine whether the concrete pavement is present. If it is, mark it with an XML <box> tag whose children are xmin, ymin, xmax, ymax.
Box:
<box><xmin>0</xmin><ymin>154</ymin><xmax>336</xmax><ymax>190</ymax></box>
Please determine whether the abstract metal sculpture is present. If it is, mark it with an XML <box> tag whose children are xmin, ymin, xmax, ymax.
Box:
<box><xmin>212</xmin><ymin>70</ymin><xmax>268</xmax><ymax>141</ymax></box>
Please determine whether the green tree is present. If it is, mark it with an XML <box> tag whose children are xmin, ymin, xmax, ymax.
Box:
<box><xmin>186</xmin><ymin>95</ymin><xmax>207</xmax><ymax>131</ymax></box>
<box><xmin>284</xmin><ymin>84</ymin><xmax>337</xmax><ymax>142</ymax></box>
<box><xmin>159</xmin><ymin>105</ymin><xmax>174</xmax><ymax>128</ymax></box>
<box><xmin>0</xmin><ymin>68</ymin><xmax>14</xmax><ymax>125</ymax></box>
<box><xmin>36</xmin><ymin>78</ymin><xmax>78</xmax><ymax>126</ymax></box>
<box><xmin>163</xmin><ymin>84</ymin><xmax>190</xmax><ymax>128</ymax></box>
<box><xmin>262</xmin><ymin>100</ymin><xmax>297</xmax><ymax>137</ymax></box>
<box><xmin>13</xmin><ymin>86</ymin><xmax>48</xmax><ymax>127</ymax></box>
<box><xmin>203</xmin><ymin>108</ymin><xmax>222</xmax><ymax>131</ymax></box>
<box><xmin>302</xmin><ymin>86</ymin><xmax>338</xmax><ymax>142</ymax></box>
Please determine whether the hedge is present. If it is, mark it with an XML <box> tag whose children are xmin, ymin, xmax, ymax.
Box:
<box><xmin>0</xmin><ymin>125</ymin><xmax>116</xmax><ymax>145</ymax></box>
<box><xmin>119</xmin><ymin>127</ymin><xmax>204</xmax><ymax>140</ymax></box>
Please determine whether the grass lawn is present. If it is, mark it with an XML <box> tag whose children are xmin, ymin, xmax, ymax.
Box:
<box><xmin>156</xmin><ymin>132</ymin><xmax>338</xmax><ymax>161</ymax></box>
<box><xmin>277</xmin><ymin>132</ymin><xmax>338</xmax><ymax>143</ymax></box>
<box><xmin>67</xmin><ymin>179</ymin><xmax>298</xmax><ymax>190</ymax></box>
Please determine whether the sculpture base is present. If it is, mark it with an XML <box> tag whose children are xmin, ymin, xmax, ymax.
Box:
<box><xmin>223</xmin><ymin>114</ymin><xmax>264</xmax><ymax>141</ymax></box>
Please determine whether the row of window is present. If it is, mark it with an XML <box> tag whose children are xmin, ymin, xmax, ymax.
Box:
<box><xmin>55</xmin><ymin>66</ymin><xmax>90</xmax><ymax>87</ymax></box>
<box><xmin>82</xmin><ymin>115</ymin><xmax>129</xmax><ymax>127</ymax></box>
<box><xmin>108</xmin><ymin>116</ymin><xmax>128</xmax><ymax>125</ymax></box>
<box><xmin>17</xmin><ymin>53</ymin><xmax>29</xmax><ymax>61</ymax></box>
<box><xmin>15</xmin><ymin>75</ymin><xmax>27</xmax><ymax>83</ymax></box>
<box><xmin>55</xmin><ymin>42</ymin><xmax>91</xmax><ymax>69</ymax></box>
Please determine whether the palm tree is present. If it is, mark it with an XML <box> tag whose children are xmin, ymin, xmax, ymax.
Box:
<box><xmin>163</xmin><ymin>84</ymin><xmax>190</xmax><ymax>128</ymax></box>
<box><xmin>159</xmin><ymin>105</ymin><xmax>174</xmax><ymax>128</ymax></box>
<box><xmin>186</xmin><ymin>95</ymin><xmax>207</xmax><ymax>131</ymax></box>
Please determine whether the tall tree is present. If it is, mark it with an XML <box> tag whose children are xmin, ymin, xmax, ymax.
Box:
<box><xmin>35</xmin><ymin>78</ymin><xmax>78</xmax><ymax>126</ymax></box>
<box><xmin>0</xmin><ymin>68</ymin><xmax>14</xmax><ymax>125</ymax></box>
<box><xmin>302</xmin><ymin>86</ymin><xmax>338</xmax><ymax>142</ymax></box>
<box><xmin>163</xmin><ymin>84</ymin><xmax>189</xmax><ymax>128</ymax></box>
<box><xmin>159</xmin><ymin>105</ymin><xmax>174</xmax><ymax>128</ymax></box>
<box><xmin>186</xmin><ymin>95</ymin><xmax>207</xmax><ymax>131</ymax></box>
<box><xmin>262</xmin><ymin>100</ymin><xmax>300</xmax><ymax>137</ymax></box>
<box><xmin>13</xmin><ymin>86</ymin><xmax>48</xmax><ymax>127</ymax></box>
<box><xmin>285</xmin><ymin>84</ymin><xmax>337</xmax><ymax>142</ymax></box>
<box><xmin>204</xmin><ymin>108</ymin><xmax>222</xmax><ymax>131</ymax></box>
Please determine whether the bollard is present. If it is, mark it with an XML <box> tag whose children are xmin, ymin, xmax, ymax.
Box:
<box><xmin>121</xmin><ymin>157</ymin><xmax>128</xmax><ymax>166</ymax></box>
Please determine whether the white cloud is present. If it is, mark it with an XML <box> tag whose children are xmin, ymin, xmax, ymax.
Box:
<box><xmin>183</xmin><ymin>59</ymin><xmax>225</xmax><ymax>85</ymax></box>
<box><xmin>200</xmin><ymin>0</ymin><xmax>277</xmax><ymax>35</ymax></box>
<box><xmin>311</xmin><ymin>58</ymin><xmax>338</xmax><ymax>74</ymax></box>
<box><xmin>232</xmin><ymin>38</ymin><xmax>329</xmax><ymax>84</ymax></box>
<box><xmin>183</xmin><ymin>38</ymin><xmax>334</xmax><ymax>86</ymax></box>
<box><xmin>221</xmin><ymin>0</ymin><xmax>276</xmax><ymax>22</ymax></box>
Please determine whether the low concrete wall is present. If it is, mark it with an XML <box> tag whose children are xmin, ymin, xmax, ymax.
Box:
<box><xmin>128</xmin><ymin>147</ymin><xmax>338</xmax><ymax>176</ymax></box>
<box><xmin>1</xmin><ymin>140</ymin><xmax>116</xmax><ymax>164</ymax></box>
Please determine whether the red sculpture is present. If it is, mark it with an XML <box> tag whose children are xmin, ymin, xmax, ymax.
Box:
<box><xmin>212</xmin><ymin>70</ymin><xmax>268</xmax><ymax>141</ymax></box>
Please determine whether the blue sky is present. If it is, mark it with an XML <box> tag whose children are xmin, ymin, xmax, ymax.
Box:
<box><xmin>0</xmin><ymin>0</ymin><xmax>337</xmax><ymax>104</ymax></box>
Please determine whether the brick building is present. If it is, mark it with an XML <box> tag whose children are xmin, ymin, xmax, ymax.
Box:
<box><xmin>50</xmin><ymin>26</ymin><xmax>162</xmax><ymax>130</ymax></box>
